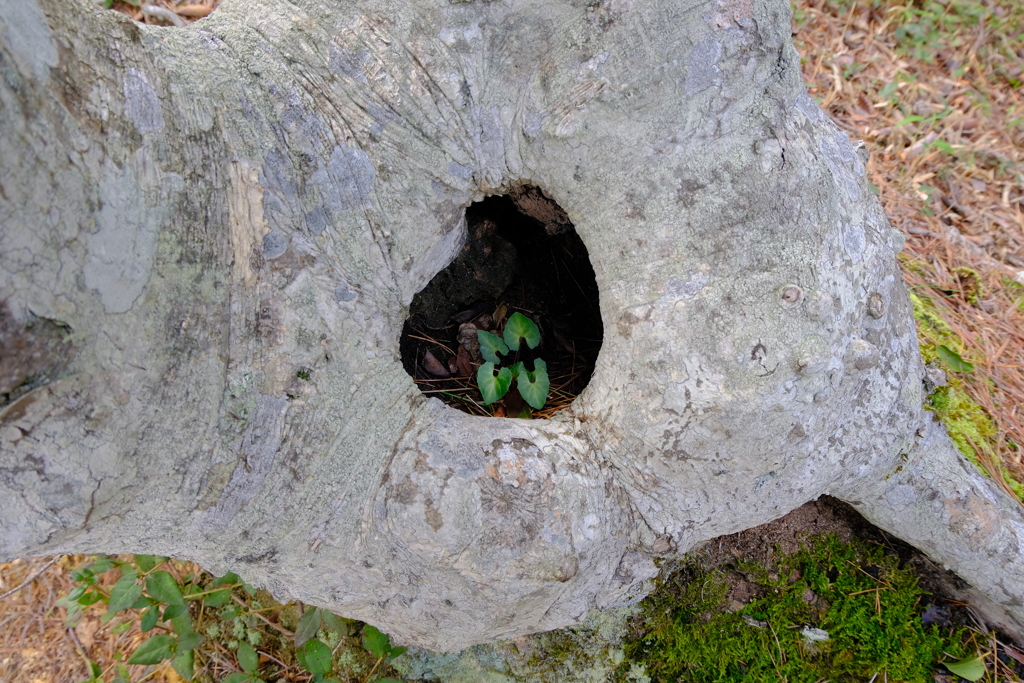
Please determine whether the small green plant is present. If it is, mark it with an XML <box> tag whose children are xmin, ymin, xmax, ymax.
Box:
<box><xmin>360</xmin><ymin>625</ymin><xmax>407</xmax><ymax>683</ymax></box>
<box><xmin>476</xmin><ymin>312</ymin><xmax>550</xmax><ymax>414</ymax></box>
<box><xmin>57</xmin><ymin>554</ymin><xmax>230</xmax><ymax>682</ymax></box>
<box><xmin>58</xmin><ymin>555</ymin><xmax>407</xmax><ymax>683</ymax></box>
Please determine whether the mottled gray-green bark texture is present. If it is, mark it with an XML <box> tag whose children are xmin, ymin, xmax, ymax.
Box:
<box><xmin>1</xmin><ymin>0</ymin><xmax>1022</xmax><ymax>651</ymax></box>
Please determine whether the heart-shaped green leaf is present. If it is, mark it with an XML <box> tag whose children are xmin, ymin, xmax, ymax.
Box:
<box><xmin>477</xmin><ymin>330</ymin><xmax>509</xmax><ymax>364</ymax></box>
<box><xmin>516</xmin><ymin>359</ymin><xmax>550</xmax><ymax>410</ymax></box>
<box><xmin>477</xmin><ymin>363</ymin><xmax>512</xmax><ymax>404</ymax></box>
<box><xmin>503</xmin><ymin>312</ymin><xmax>540</xmax><ymax>351</ymax></box>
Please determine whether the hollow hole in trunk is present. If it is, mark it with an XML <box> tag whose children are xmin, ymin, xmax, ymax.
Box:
<box><xmin>400</xmin><ymin>187</ymin><xmax>603</xmax><ymax>418</ymax></box>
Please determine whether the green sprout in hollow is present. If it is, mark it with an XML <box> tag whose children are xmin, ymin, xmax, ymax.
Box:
<box><xmin>476</xmin><ymin>312</ymin><xmax>550</xmax><ymax>412</ymax></box>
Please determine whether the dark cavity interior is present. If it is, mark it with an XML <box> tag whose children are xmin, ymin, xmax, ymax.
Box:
<box><xmin>400</xmin><ymin>186</ymin><xmax>603</xmax><ymax>418</ymax></box>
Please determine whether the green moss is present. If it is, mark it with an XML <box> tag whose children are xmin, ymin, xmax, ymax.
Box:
<box><xmin>908</xmin><ymin>291</ymin><xmax>959</xmax><ymax>364</ymax></box>
<box><xmin>909</xmin><ymin>288</ymin><xmax>1024</xmax><ymax>501</ymax></box>
<box><xmin>929</xmin><ymin>381</ymin><xmax>1024</xmax><ymax>501</ymax></box>
<box><xmin>926</xmin><ymin>381</ymin><xmax>994</xmax><ymax>468</ymax></box>
<box><xmin>619</xmin><ymin>535</ymin><xmax>970</xmax><ymax>682</ymax></box>
<box><xmin>899</xmin><ymin>255</ymin><xmax>931</xmax><ymax>278</ymax></box>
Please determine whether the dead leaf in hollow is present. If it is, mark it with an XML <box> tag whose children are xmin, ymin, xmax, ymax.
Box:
<box><xmin>423</xmin><ymin>350</ymin><xmax>450</xmax><ymax>377</ymax></box>
<box><xmin>503</xmin><ymin>385</ymin><xmax>525</xmax><ymax>416</ymax></box>
<box><xmin>493</xmin><ymin>303</ymin><xmax>507</xmax><ymax>327</ymax></box>
<box><xmin>454</xmin><ymin>300</ymin><xmax>494</xmax><ymax>325</ymax></box>
<box><xmin>456</xmin><ymin>346</ymin><xmax>473</xmax><ymax>377</ymax></box>
<box><xmin>458</xmin><ymin>323</ymin><xmax>482</xmax><ymax>363</ymax></box>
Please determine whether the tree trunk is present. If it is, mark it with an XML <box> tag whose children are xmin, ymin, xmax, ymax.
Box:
<box><xmin>1</xmin><ymin>0</ymin><xmax>1022</xmax><ymax>651</ymax></box>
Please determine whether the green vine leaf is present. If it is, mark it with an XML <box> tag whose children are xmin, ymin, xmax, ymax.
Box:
<box><xmin>89</xmin><ymin>556</ymin><xmax>116</xmax><ymax>575</ymax></box>
<box><xmin>516</xmin><ymin>359</ymin><xmax>550</xmax><ymax>410</ymax></box>
<box><xmin>169</xmin><ymin>610</ymin><xmax>192</xmax><ymax>635</ymax></box>
<box><xmin>363</xmin><ymin>624</ymin><xmax>391</xmax><ymax>658</ymax></box>
<box><xmin>171</xmin><ymin>650</ymin><xmax>194</xmax><ymax>681</ymax></box>
<box><xmin>177</xmin><ymin>630</ymin><xmax>203</xmax><ymax>651</ymax></box>
<box><xmin>126</xmin><ymin>635</ymin><xmax>176</xmax><ymax>665</ymax></box>
<box><xmin>78</xmin><ymin>590</ymin><xmax>103</xmax><ymax>606</ymax></box>
<box><xmin>363</xmin><ymin>624</ymin><xmax>405</xmax><ymax>659</ymax></box>
<box><xmin>162</xmin><ymin>603</ymin><xmax>187</xmax><ymax>620</ymax></box>
<box><xmin>107</xmin><ymin>573</ymin><xmax>143</xmax><ymax>615</ymax></box>
<box><xmin>203</xmin><ymin>572</ymin><xmax>238</xmax><ymax>607</ymax></box>
<box><xmin>477</xmin><ymin>330</ymin><xmax>509</xmax><ymax>364</ymax></box>
<box><xmin>297</xmin><ymin>638</ymin><xmax>333</xmax><ymax>675</ymax></box>
<box><xmin>134</xmin><ymin>555</ymin><xmax>160</xmax><ymax>573</ymax></box>
<box><xmin>145</xmin><ymin>570</ymin><xmax>185</xmax><ymax>605</ymax></box>
<box><xmin>140</xmin><ymin>605</ymin><xmax>159</xmax><ymax>633</ymax></box>
<box><xmin>294</xmin><ymin>607</ymin><xmax>322</xmax><ymax>647</ymax></box>
<box><xmin>477</xmin><ymin>362</ymin><xmax>512</xmax><ymax>404</ymax></box>
<box><xmin>320</xmin><ymin>610</ymin><xmax>351</xmax><ymax>636</ymax></box>
<box><xmin>503</xmin><ymin>312</ymin><xmax>540</xmax><ymax>351</ymax></box>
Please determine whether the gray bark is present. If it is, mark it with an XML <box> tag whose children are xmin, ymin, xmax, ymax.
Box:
<box><xmin>1</xmin><ymin>0</ymin><xmax>1022</xmax><ymax>651</ymax></box>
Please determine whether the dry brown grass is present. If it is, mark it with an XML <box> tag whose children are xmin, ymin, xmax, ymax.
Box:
<box><xmin>2</xmin><ymin>0</ymin><xmax>1023</xmax><ymax>680</ymax></box>
<box><xmin>794</xmin><ymin>0</ymin><xmax>1024</xmax><ymax>496</ymax></box>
